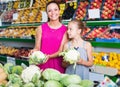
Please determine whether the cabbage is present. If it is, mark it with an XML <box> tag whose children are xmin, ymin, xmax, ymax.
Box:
<box><xmin>59</xmin><ymin>48</ymin><xmax>80</xmax><ymax>68</ymax></box>
<box><xmin>21</xmin><ymin>65</ymin><xmax>41</xmax><ymax>83</ymax></box>
<box><xmin>8</xmin><ymin>74</ymin><xmax>23</xmax><ymax>85</ymax></box>
<box><xmin>4</xmin><ymin>63</ymin><xmax>14</xmax><ymax>74</ymax></box>
<box><xmin>80</xmin><ymin>80</ymin><xmax>94</xmax><ymax>87</ymax></box>
<box><xmin>29</xmin><ymin>51</ymin><xmax>46</xmax><ymax>65</ymax></box>
<box><xmin>12</xmin><ymin>65</ymin><xmax>23</xmax><ymax>75</ymax></box>
<box><xmin>34</xmin><ymin>80</ymin><xmax>44</xmax><ymax>87</ymax></box>
<box><xmin>44</xmin><ymin>80</ymin><xmax>63</xmax><ymax>87</ymax></box>
<box><xmin>6</xmin><ymin>83</ymin><xmax>20</xmax><ymax>87</ymax></box>
<box><xmin>67</xmin><ymin>84</ymin><xmax>83</xmax><ymax>87</ymax></box>
<box><xmin>42</xmin><ymin>68</ymin><xmax>61</xmax><ymax>81</ymax></box>
<box><xmin>23</xmin><ymin>82</ymin><xmax>35</xmax><ymax>87</ymax></box>
<box><xmin>60</xmin><ymin>74</ymin><xmax>81</xmax><ymax>86</ymax></box>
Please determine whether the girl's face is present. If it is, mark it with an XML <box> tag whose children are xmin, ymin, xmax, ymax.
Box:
<box><xmin>47</xmin><ymin>3</ymin><xmax>60</xmax><ymax>21</ymax></box>
<box><xmin>67</xmin><ymin>22</ymin><xmax>81</xmax><ymax>39</ymax></box>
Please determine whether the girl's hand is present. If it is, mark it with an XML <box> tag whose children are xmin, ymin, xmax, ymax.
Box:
<box><xmin>77</xmin><ymin>58</ymin><xmax>83</xmax><ymax>65</ymax></box>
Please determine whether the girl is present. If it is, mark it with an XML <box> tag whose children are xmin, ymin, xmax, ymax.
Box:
<box><xmin>63</xmin><ymin>19</ymin><xmax>93</xmax><ymax>79</ymax></box>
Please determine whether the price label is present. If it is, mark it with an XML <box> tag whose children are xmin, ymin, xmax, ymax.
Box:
<box><xmin>13</xmin><ymin>13</ymin><xmax>18</xmax><ymax>20</ymax></box>
<box><xmin>7</xmin><ymin>56</ymin><xmax>16</xmax><ymax>65</ymax></box>
<box><xmin>0</xmin><ymin>19</ymin><xmax>2</xmax><ymax>26</ymax></box>
<box><xmin>88</xmin><ymin>9</ymin><xmax>100</xmax><ymax>19</ymax></box>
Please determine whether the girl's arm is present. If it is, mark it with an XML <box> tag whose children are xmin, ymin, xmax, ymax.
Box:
<box><xmin>77</xmin><ymin>42</ymin><xmax>93</xmax><ymax>67</ymax></box>
<box><xmin>48</xmin><ymin>32</ymin><xmax>68</xmax><ymax>58</ymax></box>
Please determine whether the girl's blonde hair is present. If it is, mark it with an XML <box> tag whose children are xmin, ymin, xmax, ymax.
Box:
<box><xmin>70</xmin><ymin>19</ymin><xmax>86</xmax><ymax>34</ymax></box>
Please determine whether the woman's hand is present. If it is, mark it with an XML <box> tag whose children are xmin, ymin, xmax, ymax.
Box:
<box><xmin>41</xmin><ymin>54</ymin><xmax>50</xmax><ymax>64</ymax></box>
<box><xmin>62</xmin><ymin>60</ymin><xmax>70</xmax><ymax>68</ymax></box>
<box><xmin>28</xmin><ymin>49</ymin><xmax>39</xmax><ymax>56</ymax></box>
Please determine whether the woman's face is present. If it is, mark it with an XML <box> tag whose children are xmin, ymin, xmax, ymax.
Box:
<box><xmin>46</xmin><ymin>3</ymin><xmax>60</xmax><ymax>21</ymax></box>
<box><xmin>67</xmin><ymin>22</ymin><xmax>80</xmax><ymax>39</ymax></box>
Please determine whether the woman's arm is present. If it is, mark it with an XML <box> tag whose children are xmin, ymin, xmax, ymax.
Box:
<box><xmin>77</xmin><ymin>42</ymin><xmax>93</xmax><ymax>67</ymax></box>
<box><xmin>48</xmin><ymin>32</ymin><xmax>68</xmax><ymax>58</ymax></box>
<box><xmin>34</xmin><ymin>26</ymin><xmax>42</xmax><ymax>50</ymax></box>
<box><xmin>29</xmin><ymin>26</ymin><xmax>42</xmax><ymax>55</ymax></box>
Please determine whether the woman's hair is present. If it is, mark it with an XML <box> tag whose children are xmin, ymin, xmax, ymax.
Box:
<box><xmin>46</xmin><ymin>1</ymin><xmax>60</xmax><ymax>11</ymax></box>
<box><xmin>70</xmin><ymin>19</ymin><xmax>86</xmax><ymax>34</ymax></box>
<box><xmin>46</xmin><ymin>1</ymin><xmax>61</xmax><ymax>22</ymax></box>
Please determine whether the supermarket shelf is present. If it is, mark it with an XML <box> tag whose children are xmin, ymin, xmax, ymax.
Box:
<box><xmin>90</xmin><ymin>41</ymin><xmax>120</xmax><ymax>48</ymax></box>
<box><xmin>61</xmin><ymin>20</ymin><xmax>120</xmax><ymax>26</ymax></box>
<box><xmin>1</xmin><ymin>20</ymin><xmax>120</xmax><ymax>28</ymax></box>
<box><xmin>0</xmin><ymin>22</ymin><xmax>42</xmax><ymax>28</ymax></box>
<box><xmin>0</xmin><ymin>55</ymin><xmax>29</xmax><ymax>66</ymax></box>
<box><xmin>0</xmin><ymin>37</ymin><xmax>120</xmax><ymax>48</ymax></box>
<box><xmin>86</xmin><ymin>20</ymin><xmax>120</xmax><ymax>26</ymax></box>
<box><xmin>0</xmin><ymin>38</ymin><xmax>35</xmax><ymax>43</ymax></box>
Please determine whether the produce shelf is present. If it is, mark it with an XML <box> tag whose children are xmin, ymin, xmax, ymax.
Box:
<box><xmin>0</xmin><ymin>38</ymin><xmax>35</xmax><ymax>43</ymax></box>
<box><xmin>0</xmin><ymin>37</ymin><xmax>120</xmax><ymax>48</ymax></box>
<box><xmin>0</xmin><ymin>55</ymin><xmax>7</xmax><ymax>62</ymax></box>
<box><xmin>1</xmin><ymin>20</ymin><xmax>120</xmax><ymax>27</ymax></box>
<box><xmin>0</xmin><ymin>55</ymin><xmax>29</xmax><ymax>66</ymax></box>
<box><xmin>90</xmin><ymin>41</ymin><xmax>120</xmax><ymax>48</ymax></box>
<box><xmin>86</xmin><ymin>20</ymin><xmax>120</xmax><ymax>26</ymax></box>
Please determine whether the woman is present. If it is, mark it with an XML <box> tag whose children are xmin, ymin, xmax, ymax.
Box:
<box><xmin>30</xmin><ymin>1</ymin><xmax>68</xmax><ymax>73</ymax></box>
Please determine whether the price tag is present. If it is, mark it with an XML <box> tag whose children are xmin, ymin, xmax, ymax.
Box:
<box><xmin>7</xmin><ymin>56</ymin><xmax>16</xmax><ymax>65</ymax></box>
<box><xmin>0</xmin><ymin>19</ymin><xmax>2</xmax><ymax>26</ymax></box>
<box><xmin>88</xmin><ymin>9</ymin><xmax>100</xmax><ymax>19</ymax></box>
<box><xmin>13</xmin><ymin>13</ymin><xmax>18</xmax><ymax>20</ymax></box>
<box><xmin>41</xmin><ymin>11</ymin><xmax>48</xmax><ymax>22</ymax></box>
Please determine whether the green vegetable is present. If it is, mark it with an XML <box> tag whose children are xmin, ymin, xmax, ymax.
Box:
<box><xmin>12</xmin><ymin>65</ymin><xmax>23</xmax><ymax>75</ymax></box>
<box><xmin>44</xmin><ymin>80</ymin><xmax>63</xmax><ymax>87</ymax></box>
<box><xmin>8</xmin><ymin>74</ymin><xmax>23</xmax><ymax>85</ymax></box>
<box><xmin>23</xmin><ymin>82</ymin><xmax>35</xmax><ymax>87</ymax></box>
<box><xmin>34</xmin><ymin>80</ymin><xmax>44</xmax><ymax>87</ymax></box>
<box><xmin>42</xmin><ymin>68</ymin><xmax>61</xmax><ymax>81</ymax></box>
<box><xmin>60</xmin><ymin>74</ymin><xmax>81</xmax><ymax>86</ymax></box>
<box><xmin>4</xmin><ymin>63</ymin><xmax>14</xmax><ymax>74</ymax></box>
<box><xmin>80</xmin><ymin>80</ymin><xmax>94</xmax><ymax>87</ymax></box>
<box><xmin>67</xmin><ymin>84</ymin><xmax>83</xmax><ymax>87</ymax></box>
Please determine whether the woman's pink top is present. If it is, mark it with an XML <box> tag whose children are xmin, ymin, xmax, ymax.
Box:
<box><xmin>37</xmin><ymin>22</ymin><xmax>67</xmax><ymax>73</ymax></box>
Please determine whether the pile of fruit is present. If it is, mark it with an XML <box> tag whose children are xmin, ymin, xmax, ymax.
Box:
<box><xmin>0</xmin><ymin>26</ymin><xmax>36</xmax><ymax>39</ymax></box>
<box><xmin>93</xmin><ymin>52</ymin><xmax>120</xmax><ymax>71</ymax></box>
<box><xmin>13</xmin><ymin>7</ymin><xmax>42</xmax><ymax>23</ymax></box>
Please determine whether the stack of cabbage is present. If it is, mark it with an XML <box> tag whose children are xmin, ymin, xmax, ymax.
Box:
<box><xmin>29</xmin><ymin>51</ymin><xmax>47</xmax><ymax>65</ymax></box>
<box><xmin>0</xmin><ymin>63</ymin><xmax>94</xmax><ymax>87</ymax></box>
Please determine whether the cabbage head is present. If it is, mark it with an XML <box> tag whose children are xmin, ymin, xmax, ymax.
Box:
<box><xmin>29</xmin><ymin>51</ymin><xmax>46</xmax><ymax>65</ymax></box>
<box><xmin>23</xmin><ymin>82</ymin><xmax>35</xmax><ymax>87</ymax></box>
<box><xmin>4</xmin><ymin>63</ymin><xmax>14</xmax><ymax>74</ymax></box>
<box><xmin>42</xmin><ymin>68</ymin><xmax>61</xmax><ymax>81</ymax></box>
<box><xmin>80</xmin><ymin>80</ymin><xmax>94</xmax><ymax>87</ymax></box>
<box><xmin>8</xmin><ymin>73</ymin><xmax>23</xmax><ymax>85</ymax></box>
<box><xmin>44</xmin><ymin>80</ymin><xmax>63</xmax><ymax>87</ymax></box>
<box><xmin>60</xmin><ymin>74</ymin><xmax>81</xmax><ymax>86</ymax></box>
<box><xmin>12</xmin><ymin>65</ymin><xmax>23</xmax><ymax>75</ymax></box>
<box><xmin>67</xmin><ymin>84</ymin><xmax>83</xmax><ymax>87</ymax></box>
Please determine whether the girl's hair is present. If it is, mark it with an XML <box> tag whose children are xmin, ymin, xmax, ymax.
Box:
<box><xmin>70</xmin><ymin>19</ymin><xmax>86</xmax><ymax>34</ymax></box>
<box><xmin>46</xmin><ymin>1</ymin><xmax>61</xmax><ymax>22</ymax></box>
